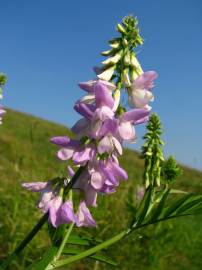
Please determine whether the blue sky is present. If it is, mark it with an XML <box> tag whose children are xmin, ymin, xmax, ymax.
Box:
<box><xmin>1</xmin><ymin>0</ymin><xmax>202</xmax><ymax>170</ymax></box>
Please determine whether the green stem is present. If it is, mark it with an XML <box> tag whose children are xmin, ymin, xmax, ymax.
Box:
<box><xmin>50</xmin><ymin>230</ymin><xmax>128</xmax><ymax>269</ymax></box>
<box><xmin>55</xmin><ymin>222</ymin><xmax>74</xmax><ymax>261</ymax></box>
<box><xmin>49</xmin><ymin>213</ymin><xmax>196</xmax><ymax>269</ymax></box>
<box><xmin>0</xmin><ymin>213</ymin><xmax>48</xmax><ymax>269</ymax></box>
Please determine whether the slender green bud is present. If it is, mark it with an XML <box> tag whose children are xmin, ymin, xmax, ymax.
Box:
<box><xmin>0</xmin><ymin>73</ymin><xmax>7</xmax><ymax>86</ymax></box>
<box><xmin>117</xmin><ymin>23</ymin><xmax>126</xmax><ymax>34</ymax></box>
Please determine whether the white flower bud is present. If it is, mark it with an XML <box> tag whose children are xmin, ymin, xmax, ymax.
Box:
<box><xmin>124</xmin><ymin>51</ymin><xmax>131</xmax><ymax>66</ymax></box>
<box><xmin>97</xmin><ymin>66</ymin><xmax>115</xmax><ymax>81</ymax></box>
<box><xmin>123</xmin><ymin>69</ymin><xmax>131</xmax><ymax>87</ymax></box>
<box><xmin>110</xmin><ymin>42</ymin><xmax>120</xmax><ymax>49</ymax></box>
<box><xmin>112</xmin><ymin>89</ymin><xmax>120</xmax><ymax>111</ymax></box>
<box><xmin>101</xmin><ymin>50</ymin><xmax>112</xmax><ymax>56</ymax></box>
<box><xmin>130</xmin><ymin>54</ymin><xmax>143</xmax><ymax>74</ymax></box>
<box><xmin>102</xmin><ymin>51</ymin><xmax>122</xmax><ymax>65</ymax></box>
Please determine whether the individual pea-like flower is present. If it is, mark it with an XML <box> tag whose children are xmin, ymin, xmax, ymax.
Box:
<box><xmin>128</xmin><ymin>71</ymin><xmax>158</xmax><ymax>110</ymax></box>
<box><xmin>48</xmin><ymin>197</ymin><xmax>76</xmax><ymax>228</ymax></box>
<box><xmin>76</xmin><ymin>201</ymin><xmax>96</xmax><ymax>227</ymax></box>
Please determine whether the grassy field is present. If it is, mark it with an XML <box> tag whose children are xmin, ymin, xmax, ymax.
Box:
<box><xmin>0</xmin><ymin>109</ymin><xmax>202</xmax><ymax>270</ymax></box>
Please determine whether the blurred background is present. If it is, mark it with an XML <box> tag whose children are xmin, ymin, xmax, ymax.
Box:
<box><xmin>0</xmin><ymin>1</ymin><xmax>202</xmax><ymax>269</ymax></box>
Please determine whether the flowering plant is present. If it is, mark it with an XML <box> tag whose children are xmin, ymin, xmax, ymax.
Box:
<box><xmin>1</xmin><ymin>16</ymin><xmax>202</xmax><ymax>270</ymax></box>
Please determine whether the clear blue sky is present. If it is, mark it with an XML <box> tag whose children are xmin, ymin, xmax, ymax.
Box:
<box><xmin>1</xmin><ymin>0</ymin><xmax>202</xmax><ymax>171</ymax></box>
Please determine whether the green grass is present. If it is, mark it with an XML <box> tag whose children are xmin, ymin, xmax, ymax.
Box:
<box><xmin>0</xmin><ymin>109</ymin><xmax>202</xmax><ymax>270</ymax></box>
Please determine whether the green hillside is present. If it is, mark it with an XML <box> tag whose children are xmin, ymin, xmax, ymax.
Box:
<box><xmin>1</xmin><ymin>109</ymin><xmax>202</xmax><ymax>270</ymax></box>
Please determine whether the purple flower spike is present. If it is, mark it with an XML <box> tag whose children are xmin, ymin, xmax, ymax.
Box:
<box><xmin>76</xmin><ymin>201</ymin><xmax>96</xmax><ymax>227</ymax></box>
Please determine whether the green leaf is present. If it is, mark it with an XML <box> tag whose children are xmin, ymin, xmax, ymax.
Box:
<box><xmin>162</xmin><ymin>193</ymin><xmax>193</xmax><ymax>218</ymax></box>
<box><xmin>27</xmin><ymin>246</ymin><xmax>58</xmax><ymax>270</ymax></box>
<box><xmin>175</xmin><ymin>196</ymin><xmax>202</xmax><ymax>215</ymax></box>
<box><xmin>170</xmin><ymin>189</ymin><xmax>188</xmax><ymax>194</ymax></box>
<box><xmin>150</xmin><ymin>189</ymin><xmax>170</xmax><ymax>222</ymax></box>
<box><xmin>63</xmin><ymin>248</ymin><xmax>117</xmax><ymax>266</ymax></box>
<box><xmin>135</xmin><ymin>187</ymin><xmax>153</xmax><ymax>226</ymax></box>
<box><xmin>65</xmin><ymin>233</ymin><xmax>102</xmax><ymax>247</ymax></box>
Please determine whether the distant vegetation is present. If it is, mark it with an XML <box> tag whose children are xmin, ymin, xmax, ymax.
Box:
<box><xmin>1</xmin><ymin>109</ymin><xmax>202</xmax><ymax>270</ymax></box>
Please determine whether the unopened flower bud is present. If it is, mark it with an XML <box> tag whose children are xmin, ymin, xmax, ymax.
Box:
<box><xmin>124</xmin><ymin>51</ymin><xmax>131</xmax><ymax>66</ymax></box>
<box><xmin>117</xmin><ymin>23</ymin><xmax>126</xmax><ymax>34</ymax></box>
<box><xmin>110</xmin><ymin>42</ymin><xmax>120</xmax><ymax>49</ymax></box>
<box><xmin>130</xmin><ymin>53</ymin><xmax>143</xmax><ymax>74</ymax></box>
<box><xmin>102</xmin><ymin>51</ymin><xmax>122</xmax><ymax>65</ymax></box>
<box><xmin>97</xmin><ymin>66</ymin><xmax>116</xmax><ymax>81</ymax></box>
<box><xmin>101</xmin><ymin>50</ymin><xmax>113</xmax><ymax>56</ymax></box>
<box><xmin>123</xmin><ymin>38</ymin><xmax>128</xmax><ymax>46</ymax></box>
<box><xmin>113</xmin><ymin>89</ymin><xmax>121</xmax><ymax>111</ymax></box>
<box><xmin>123</xmin><ymin>69</ymin><xmax>131</xmax><ymax>87</ymax></box>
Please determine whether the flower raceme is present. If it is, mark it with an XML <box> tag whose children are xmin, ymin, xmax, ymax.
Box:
<box><xmin>22</xmin><ymin>73</ymin><xmax>157</xmax><ymax>228</ymax></box>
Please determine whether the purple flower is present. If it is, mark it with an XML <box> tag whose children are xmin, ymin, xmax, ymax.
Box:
<box><xmin>57</xmin><ymin>199</ymin><xmax>76</xmax><ymax>226</ymax></box>
<box><xmin>128</xmin><ymin>71</ymin><xmax>158</xmax><ymax>109</ymax></box>
<box><xmin>22</xmin><ymin>181</ymin><xmax>55</xmax><ymax>213</ymax></box>
<box><xmin>48</xmin><ymin>196</ymin><xmax>63</xmax><ymax>227</ymax></box>
<box><xmin>118</xmin><ymin>108</ymin><xmax>150</xmax><ymax>141</ymax></box>
<box><xmin>76</xmin><ymin>201</ymin><xmax>96</xmax><ymax>227</ymax></box>
<box><xmin>97</xmin><ymin>135</ymin><xmax>122</xmax><ymax>155</ymax></box>
<box><xmin>78</xmin><ymin>79</ymin><xmax>116</xmax><ymax>93</ymax></box>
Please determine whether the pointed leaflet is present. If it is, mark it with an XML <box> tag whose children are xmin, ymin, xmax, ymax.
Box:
<box><xmin>134</xmin><ymin>186</ymin><xmax>153</xmax><ymax>226</ymax></box>
<box><xmin>175</xmin><ymin>195</ymin><xmax>202</xmax><ymax>215</ymax></box>
<box><xmin>149</xmin><ymin>188</ymin><xmax>170</xmax><ymax>223</ymax></box>
<box><xmin>162</xmin><ymin>193</ymin><xmax>193</xmax><ymax>218</ymax></box>
<box><xmin>66</xmin><ymin>233</ymin><xmax>102</xmax><ymax>246</ymax></box>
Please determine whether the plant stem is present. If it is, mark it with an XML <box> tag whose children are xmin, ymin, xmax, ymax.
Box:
<box><xmin>50</xmin><ymin>230</ymin><xmax>128</xmax><ymax>268</ymax></box>
<box><xmin>0</xmin><ymin>213</ymin><xmax>48</xmax><ymax>269</ymax></box>
<box><xmin>54</xmin><ymin>223</ymin><xmax>74</xmax><ymax>261</ymax></box>
<box><xmin>49</xmin><ymin>213</ymin><xmax>197</xmax><ymax>269</ymax></box>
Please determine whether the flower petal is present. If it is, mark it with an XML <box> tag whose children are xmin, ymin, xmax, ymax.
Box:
<box><xmin>76</xmin><ymin>201</ymin><xmax>96</xmax><ymax>227</ymax></box>
<box><xmin>58</xmin><ymin>148</ymin><xmax>74</xmax><ymax>160</ymax></box>
<box><xmin>94</xmin><ymin>81</ymin><xmax>114</xmax><ymax>109</ymax></box>
<box><xmin>22</xmin><ymin>182</ymin><xmax>48</xmax><ymax>192</ymax></box>
<box><xmin>50</xmin><ymin>136</ymin><xmax>70</xmax><ymax>147</ymax></box>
